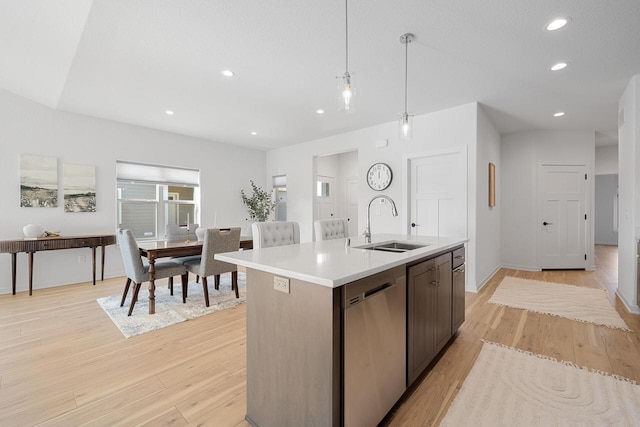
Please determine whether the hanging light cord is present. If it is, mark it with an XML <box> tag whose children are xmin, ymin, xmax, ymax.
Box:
<box><xmin>404</xmin><ymin>36</ymin><xmax>409</xmax><ymax>113</ymax></box>
<box><xmin>345</xmin><ymin>0</ymin><xmax>349</xmax><ymax>73</ymax></box>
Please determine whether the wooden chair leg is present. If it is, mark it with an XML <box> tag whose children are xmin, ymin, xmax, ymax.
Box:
<box><xmin>214</xmin><ymin>274</ymin><xmax>220</xmax><ymax>290</ymax></box>
<box><xmin>232</xmin><ymin>271</ymin><xmax>239</xmax><ymax>298</ymax></box>
<box><xmin>181</xmin><ymin>273</ymin><xmax>188</xmax><ymax>303</ymax></box>
<box><xmin>182</xmin><ymin>274</ymin><xmax>188</xmax><ymax>303</ymax></box>
<box><xmin>128</xmin><ymin>282</ymin><xmax>142</xmax><ymax>316</ymax></box>
<box><xmin>169</xmin><ymin>276</ymin><xmax>174</xmax><ymax>295</ymax></box>
<box><xmin>202</xmin><ymin>276</ymin><xmax>210</xmax><ymax>307</ymax></box>
<box><xmin>120</xmin><ymin>278</ymin><xmax>132</xmax><ymax>307</ymax></box>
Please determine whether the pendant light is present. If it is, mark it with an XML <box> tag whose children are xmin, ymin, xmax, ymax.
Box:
<box><xmin>339</xmin><ymin>0</ymin><xmax>354</xmax><ymax>111</ymax></box>
<box><xmin>399</xmin><ymin>33</ymin><xmax>414</xmax><ymax>140</ymax></box>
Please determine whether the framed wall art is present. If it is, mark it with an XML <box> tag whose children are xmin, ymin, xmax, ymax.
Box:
<box><xmin>63</xmin><ymin>163</ymin><xmax>96</xmax><ymax>212</ymax></box>
<box><xmin>20</xmin><ymin>154</ymin><xmax>58</xmax><ymax>207</ymax></box>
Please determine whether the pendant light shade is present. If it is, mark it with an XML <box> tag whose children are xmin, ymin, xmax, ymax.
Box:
<box><xmin>399</xmin><ymin>33</ymin><xmax>414</xmax><ymax>140</ymax></box>
<box><xmin>339</xmin><ymin>0</ymin><xmax>354</xmax><ymax>111</ymax></box>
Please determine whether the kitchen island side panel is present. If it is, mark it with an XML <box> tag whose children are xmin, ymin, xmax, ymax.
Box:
<box><xmin>246</xmin><ymin>268</ymin><xmax>341</xmax><ymax>427</ymax></box>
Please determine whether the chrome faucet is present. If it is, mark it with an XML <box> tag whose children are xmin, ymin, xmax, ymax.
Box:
<box><xmin>364</xmin><ymin>195</ymin><xmax>398</xmax><ymax>243</ymax></box>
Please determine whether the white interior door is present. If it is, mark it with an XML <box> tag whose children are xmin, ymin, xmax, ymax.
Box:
<box><xmin>315</xmin><ymin>175</ymin><xmax>335</xmax><ymax>221</ymax></box>
<box><xmin>409</xmin><ymin>150</ymin><xmax>467</xmax><ymax>238</ymax></box>
<box><xmin>539</xmin><ymin>165</ymin><xmax>587</xmax><ymax>269</ymax></box>
<box><xmin>346</xmin><ymin>177</ymin><xmax>358</xmax><ymax>237</ymax></box>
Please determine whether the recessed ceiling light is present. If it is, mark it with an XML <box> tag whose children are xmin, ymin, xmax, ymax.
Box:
<box><xmin>222</xmin><ymin>70</ymin><xmax>234</xmax><ymax>77</ymax></box>
<box><xmin>553</xmin><ymin>112</ymin><xmax>565</xmax><ymax>117</ymax></box>
<box><xmin>546</xmin><ymin>18</ymin><xmax>569</xmax><ymax>31</ymax></box>
<box><xmin>550</xmin><ymin>62</ymin><xmax>568</xmax><ymax>71</ymax></box>
<box><xmin>316</xmin><ymin>109</ymin><xmax>325</xmax><ymax>114</ymax></box>
<box><xmin>165</xmin><ymin>110</ymin><xmax>174</xmax><ymax>115</ymax></box>
<box><xmin>251</xmin><ymin>131</ymin><xmax>257</xmax><ymax>135</ymax></box>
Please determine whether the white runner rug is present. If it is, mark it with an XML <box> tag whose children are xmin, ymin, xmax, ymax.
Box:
<box><xmin>441</xmin><ymin>341</ymin><xmax>640</xmax><ymax>426</ymax></box>
<box><xmin>489</xmin><ymin>276</ymin><xmax>630</xmax><ymax>331</ymax></box>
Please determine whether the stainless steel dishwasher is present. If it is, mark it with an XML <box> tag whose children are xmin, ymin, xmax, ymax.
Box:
<box><xmin>343</xmin><ymin>267</ymin><xmax>406</xmax><ymax>427</ymax></box>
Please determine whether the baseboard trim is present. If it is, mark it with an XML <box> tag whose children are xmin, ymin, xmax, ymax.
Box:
<box><xmin>500</xmin><ymin>263</ymin><xmax>541</xmax><ymax>272</ymax></box>
<box><xmin>616</xmin><ymin>289</ymin><xmax>640</xmax><ymax>315</ymax></box>
<box><xmin>474</xmin><ymin>264</ymin><xmax>502</xmax><ymax>293</ymax></box>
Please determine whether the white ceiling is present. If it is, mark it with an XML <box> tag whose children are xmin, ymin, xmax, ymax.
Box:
<box><xmin>1</xmin><ymin>0</ymin><xmax>638</xmax><ymax>150</ymax></box>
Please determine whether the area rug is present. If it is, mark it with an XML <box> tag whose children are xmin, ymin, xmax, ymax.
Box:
<box><xmin>97</xmin><ymin>272</ymin><xmax>246</xmax><ymax>338</ymax></box>
<box><xmin>488</xmin><ymin>276</ymin><xmax>630</xmax><ymax>331</ymax></box>
<box><xmin>440</xmin><ymin>341</ymin><xmax>640</xmax><ymax>426</ymax></box>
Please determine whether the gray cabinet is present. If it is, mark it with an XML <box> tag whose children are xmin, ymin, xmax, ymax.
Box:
<box><xmin>407</xmin><ymin>251</ymin><xmax>452</xmax><ymax>385</ymax></box>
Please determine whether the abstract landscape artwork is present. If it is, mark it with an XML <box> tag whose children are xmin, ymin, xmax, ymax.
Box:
<box><xmin>63</xmin><ymin>164</ymin><xmax>96</xmax><ymax>212</ymax></box>
<box><xmin>20</xmin><ymin>154</ymin><xmax>58</xmax><ymax>207</ymax></box>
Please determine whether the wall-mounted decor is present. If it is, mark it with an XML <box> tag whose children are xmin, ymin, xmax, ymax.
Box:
<box><xmin>63</xmin><ymin>163</ymin><xmax>96</xmax><ymax>212</ymax></box>
<box><xmin>489</xmin><ymin>162</ymin><xmax>496</xmax><ymax>207</ymax></box>
<box><xmin>20</xmin><ymin>154</ymin><xmax>58</xmax><ymax>207</ymax></box>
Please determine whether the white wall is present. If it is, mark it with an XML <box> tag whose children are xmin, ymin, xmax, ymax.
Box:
<box><xmin>595</xmin><ymin>145</ymin><xmax>619</xmax><ymax>175</ymax></box>
<box><xmin>501</xmin><ymin>130</ymin><xmax>596</xmax><ymax>270</ymax></box>
<box><xmin>475</xmin><ymin>106</ymin><xmax>501</xmax><ymax>289</ymax></box>
<box><xmin>617</xmin><ymin>75</ymin><xmax>639</xmax><ymax>312</ymax></box>
<box><xmin>0</xmin><ymin>90</ymin><xmax>266</xmax><ymax>295</ymax></box>
<box><xmin>267</xmin><ymin>102</ymin><xmax>496</xmax><ymax>292</ymax></box>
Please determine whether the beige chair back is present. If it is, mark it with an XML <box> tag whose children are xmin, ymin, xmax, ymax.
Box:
<box><xmin>252</xmin><ymin>221</ymin><xmax>300</xmax><ymax>249</ymax></box>
<box><xmin>314</xmin><ymin>218</ymin><xmax>350</xmax><ymax>241</ymax></box>
<box><xmin>166</xmin><ymin>224</ymin><xmax>199</xmax><ymax>242</ymax></box>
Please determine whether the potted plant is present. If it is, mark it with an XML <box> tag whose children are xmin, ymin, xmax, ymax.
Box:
<box><xmin>241</xmin><ymin>180</ymin><xmax>277</xmax><ymax>231</ymax></box>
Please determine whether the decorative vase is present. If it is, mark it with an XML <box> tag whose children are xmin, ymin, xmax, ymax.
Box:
<box><xmin>23</xmin><ymin>224</ymin><xmax>44</xmax><ymax>239</ymax></box>
<box><xmin>196</xmin><ymin>227</ymin><xmax>206</xmax><ymax>241</ymax></box>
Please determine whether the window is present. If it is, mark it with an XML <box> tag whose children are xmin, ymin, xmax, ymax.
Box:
<box><xmin>116</xmin><ymin>161</ymin><xmax>200</xmax><ymax>239</ymax></box>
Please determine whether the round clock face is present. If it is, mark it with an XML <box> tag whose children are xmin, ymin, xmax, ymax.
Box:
<box><xmin>367</xmin><ymin>163</ymin><xmax>393</xmax><ymax>191</ymax></box>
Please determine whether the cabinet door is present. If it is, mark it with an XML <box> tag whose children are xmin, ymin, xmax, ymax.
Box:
<box><xmin>452</xmin><ymin>265</ymin><xmax>465</xmax><ymax>332</ymax></box>
<box><xmin>407</xmin><ymin>258</ymin><xmax>437</xmax><ymax>385</ymax></box>
<box><xmin>434</xmin><ymin>253</ymin><xmax>452</xmax><ymax>353</ymax></box>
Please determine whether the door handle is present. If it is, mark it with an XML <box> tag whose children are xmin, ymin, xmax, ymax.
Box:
<box><xmin>543</xmin><ymin>221</ymin><xmax>553</xmax><ymax>226</ymax></box>
<box><xmin>411</xmin><ymin>222</ymin><xmax>418</xmax><ymax>228</ymax></box>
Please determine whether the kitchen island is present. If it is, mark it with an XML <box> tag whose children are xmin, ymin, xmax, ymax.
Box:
<box><xmin>216</xmin><ymin>234</ymin><xmax>467</xmax><ymax>427</ymax></box>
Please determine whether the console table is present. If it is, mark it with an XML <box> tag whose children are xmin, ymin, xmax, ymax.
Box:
<box><xmin>0</xmin><ymin>234</ymin><xmax>116</xmax><ymax>295</ymax></box>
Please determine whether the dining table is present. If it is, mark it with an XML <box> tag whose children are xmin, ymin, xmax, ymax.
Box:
<box><xmin>138</xmin><ymin>236</ymin><xmax>253</xmax><ymax>314</ymax></box>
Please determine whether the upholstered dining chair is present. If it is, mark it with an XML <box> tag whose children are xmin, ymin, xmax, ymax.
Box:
<box><xmin>184</xmin><ymin>227</ymin><xmax>241</xmax><ymax>305</ymax></box>
<box><xmin>252</xmin><ymin>221</ymin><xmax>300</xmax><ymax>249</ymax></box>
<box><xmin>167</xmin><ymin>224</ymin><xmax>201</xmax><ymax>288</ymax></box>
<box><xmin>314</xmin><ymin>218</ymin><xmax>350</xmax><ymax>241</ymax></box>
<box><xmin>166</xmin><ymin>223</ymin><xmax>199</xmax><ymax>242</ymax></box>
<box><xmin>117</xmin><ymin>229</ymin><xmax>187</xmax><ymax>316</ymax></box>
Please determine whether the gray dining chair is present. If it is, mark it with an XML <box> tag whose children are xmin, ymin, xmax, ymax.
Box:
<box><xmin>184</xmin><ymin>227</ymin><xmax>242</xmax><ymax>305</ymax></box>
<box><xmin>314</xmin><ymin>218</ymin><xmax>350</xmax><ymax>241</ymax></box>
<box><xmin>167</xmin><ymin>223</ymin><xmax>201</xmax><ymax>288</ymax></box>
<box><xmin>117</xmin><ymin>229</ymin><xmax>188</xmax><ymax>316</ymax></box>
<box><xmin>252</xmin><ymin>221</ymin><xmax>300</xmax><ymax>249</ymax></box>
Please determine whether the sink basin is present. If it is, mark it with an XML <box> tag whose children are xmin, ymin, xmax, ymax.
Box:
<box><xmin>357</xmin><ymin>240</ymin><xmax>430</xmax><ymax>253</ymax></box>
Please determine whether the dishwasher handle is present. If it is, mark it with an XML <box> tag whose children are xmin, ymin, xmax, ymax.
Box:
<box><xmin>364</xmin><ymin>282</ymin><xmax>392</xmax><ymax>299</ymax></box>
<box><xmin>346</xmin><ymin>282</ymin><xmax>395</xmax><ymax>308</ymax></box>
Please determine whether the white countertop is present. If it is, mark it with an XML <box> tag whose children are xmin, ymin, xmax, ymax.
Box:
<box><xmin>215</xmin><ymin>234</ymin><xmax>467</xmax><ymax>288</ymax></box>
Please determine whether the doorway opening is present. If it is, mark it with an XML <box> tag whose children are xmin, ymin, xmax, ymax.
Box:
<box><xmin>313</xmin><ymin>150</ymin><xmax>359</xmax><ymax>239</ymax></box>
<box><xmin>594</xmin><ymin>173</ymin><xmax>619</xmax><ymax>299</ymax></box>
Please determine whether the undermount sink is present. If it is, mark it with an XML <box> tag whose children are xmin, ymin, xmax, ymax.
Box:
<box><xmin>357</xmin><ymin>241</ymin><xmax>430</xmax><ymax>253</ymax></box>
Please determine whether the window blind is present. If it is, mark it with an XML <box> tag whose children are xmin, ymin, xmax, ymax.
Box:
<box><xmin>116</xmin><ymin>161</ymin><xmax>200</xmax><ymax>187</ymax></box>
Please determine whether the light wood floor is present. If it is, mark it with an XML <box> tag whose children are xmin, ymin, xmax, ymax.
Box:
<box><xmin>0</xmin><ymin>245</ymin><xmax>638</xmax><ymax>426</ymax></box>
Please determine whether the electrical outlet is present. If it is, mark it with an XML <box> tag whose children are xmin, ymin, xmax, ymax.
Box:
<box><xmin>274</xmin><ymin>276</ymin><xmax>290</xmax><ymax>294</ymax></box>
<box><xmin>77</xmin><ymin>255</ymin><xmax>87</xmax><ymax>264</ymax></box>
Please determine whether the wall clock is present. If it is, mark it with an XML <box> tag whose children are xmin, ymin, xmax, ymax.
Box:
<box><xmin>367</xmin><ymin>163</ymin><xmax>393</xmax><ymax>191</ymax></box>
